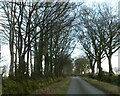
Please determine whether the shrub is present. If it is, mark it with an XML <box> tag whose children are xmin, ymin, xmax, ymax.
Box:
<box><xmin>21</xmin><ymin>80</ymin><xmax>39</xmax><ymax>94</ymax></box>
<box><xmin>2</xmin><ymin>76</ymin><xmax>65</xmax><ymax>95</ymax></box>
<box><xmin>3</xmin><ymin>78</ymin><xmax>24</xmax><ymax>94</ymax></box>
<box><xmin>94</xmin><ymin>74</ymin><xmax>119</xmax><ymax>87</ymax></box>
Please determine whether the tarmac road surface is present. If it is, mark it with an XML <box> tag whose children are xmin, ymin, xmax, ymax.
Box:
<box><xmin>67</xmin><ymin>76</ymin><xmax>107</xmax><ymax>95</ymax></box>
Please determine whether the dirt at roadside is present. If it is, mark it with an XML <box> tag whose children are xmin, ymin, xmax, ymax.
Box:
<box><xmin>30</xmin><ymin>77</ymin><xmax>69</xmax><ymax>95</ymax></box>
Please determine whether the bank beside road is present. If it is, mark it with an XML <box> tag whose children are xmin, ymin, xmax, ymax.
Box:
<box><xmin>82</xmin><ymin>77</ymin><xmax>120</xmax><ymax>95</ymax></box>
<box><xmin>31</xmin><ymin>76</ymin><xmax>71</xmax><ymax>95</ymax></box>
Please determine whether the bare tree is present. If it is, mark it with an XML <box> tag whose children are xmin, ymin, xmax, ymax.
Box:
<box><xmin>97</xmin><ymin>5</ymin><xmax>120</xmax><ymax>76</ymax></box>
<box><xmin>76</xmin><ymin>3</ymin><xmax>120</xmax><ymax>78</ymax></box>
<box><xmin>76</xmin><ymin>5</ymin><xmax>106</xmax><ymax>78</ymax></box>
<box><xmin>77</xmin><ymin>31</ymin><xmax>96</xmax><ymax>77</ymax></box>
<box><xmin>0</xmin><ymin>1</ymin><xmax>78</xmax><ymax>79</ymax></box>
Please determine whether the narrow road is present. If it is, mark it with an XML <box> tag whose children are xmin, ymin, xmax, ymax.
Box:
<box><xmin>67</xmin><ymin>76</ymin><xmax>107</xmax><ymax>95</ymax></box>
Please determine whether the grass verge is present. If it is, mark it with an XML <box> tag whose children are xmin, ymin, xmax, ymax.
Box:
<box><xmin>31</xmin><ymin>77</ymin><xmax>71</xmax><ymax>94</ymax></box>
<box><xmin>2</xmin><ymin>76</ymin><xmax>66</xmax><ymax>95</ymax></box>
<box><xmin>55</xmin><ymin>77</ymin><xmax>71</xmax><ymax>94</ymax></box>
<box><xmin>82</xmin><ymin>77</ymin><xmax>120</xmax><ymax>95</ymax></box>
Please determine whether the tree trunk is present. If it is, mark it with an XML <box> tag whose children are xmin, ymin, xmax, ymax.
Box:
<box><xmin>91</xmin><ymin>65</ymin><xmax>95</xmax><ymax>78</ymax></box>
<box><xmin>14</xmin><ymin>46</ymin><xmax>18</xmax><ymax>77</ymax></box>
<box><xmin>26</xmin><ymin>24</ymin><xmax>31</xmax><ymax>77</ymax></box>
<box><xmin>18</xmin><ymin>55</ymin><xmax>25</xmax><ymax>79</ymax></box>
<box><xmin>44</xmin><ymin>53</ymin><xmax>49</xmax><ymax>77</ymax></box>
<box><xmin>49</xmin><ymin>31</ymin><xmax>53</xmax><ymax>76</ymax></box>
<box><xmin>97</xmin><ymin>57</ymin><xmax>102</xmax><ymax>79</ymax></box>
<box><xmin>54</xmin><ymin>57</ymin><xmax>58</xmax><ymax>77</ymax></box>
<box><xmin>26</xmin><ymin>50</ymin><xmax>30</xmax><ymax>77</ymax></box>
<box><xmin>9</xmin><ymin>53</ymin><xmax>14</xmax><ymax>78</ymax></box>
<box><xmin>9</xmin><ymin>3</ymin><xmax>15</xmax><ymax>78</ymax></box>
<box><xmin>30</xmin><ymin>46</ymin><xmax>33</xmax><ymax>78</ymax></box>
<box><xmin>108</xmin><ymin>55</ymin><xmax>114</xmax><ymax>76</ymax></box>
<box><xmin>38</xmin><ymin>30</ymin><xmax>44</xmax><ymax>77</ymax></box>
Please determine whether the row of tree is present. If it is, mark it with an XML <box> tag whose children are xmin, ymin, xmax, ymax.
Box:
<box><xmin>0</xmin><ymin>1</ymin><xmax>77</xmax><ymax>79</ymax></box>
<box><xmin>1</xmin><ymin>1</ymin><xmax>119</xmax><ymax>79</ymax></box>
<box><xmin>76</xmin><ymin>4</ymin><xmax>120</xmax><ymax>78</ymax></box>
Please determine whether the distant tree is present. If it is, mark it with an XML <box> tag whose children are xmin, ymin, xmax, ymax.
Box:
<box><xmin>62</xmin><ymin>57</ymin><xmax>73</xmax><ymax>76</ymax></box>
<box><xmin>75</xmin><ymin>56</ymin><xmax>90</xmax><ymax>75</ymax></box>
<box><xmin>55</xmin><ymin>54</ymin><xmax>73</xmax><ymax>76</ymax></box>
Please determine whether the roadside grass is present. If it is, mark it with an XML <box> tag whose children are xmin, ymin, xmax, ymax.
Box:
<box><xmin>82</xmin><ymin>77</ymin><xmax>120</xmax><ymax>95</ymax></box>
<box><xmin>31</xmin><ymin>76</ymin><xmax>71</xmax><ymax>95</ymax></box>
<box><xmin>55</xmin><ymin>77</ymin><xmax>71</xmax><ymax>94</ymax></box>
<box><xmin>2</xmin><ymin>76</ymin><xmax>67</xmax><ymax>95</ymax></box>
